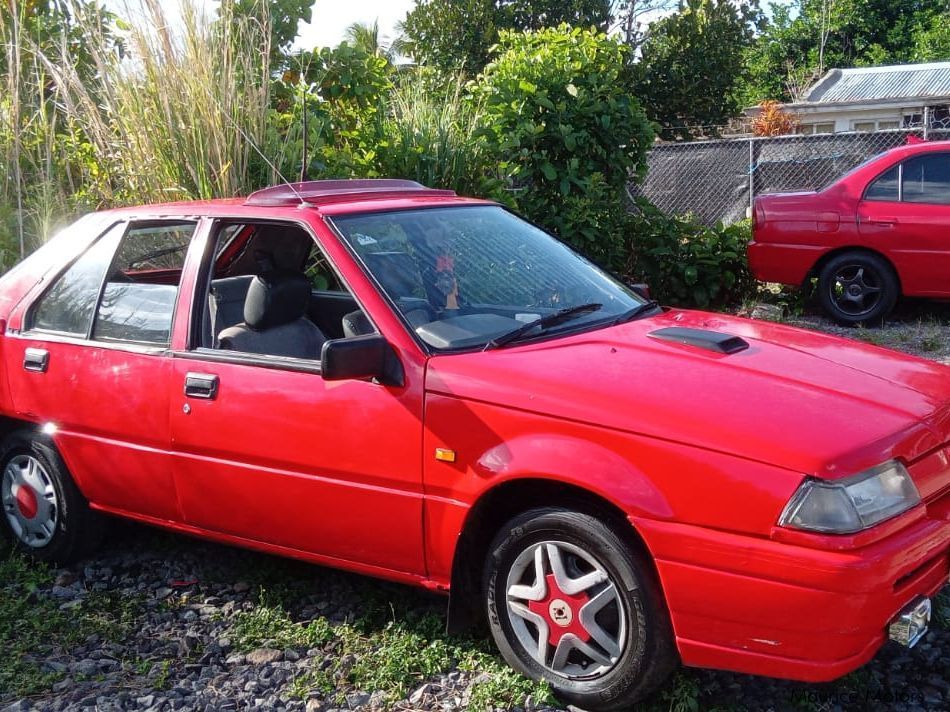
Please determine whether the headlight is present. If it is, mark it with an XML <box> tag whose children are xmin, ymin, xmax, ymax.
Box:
<box><xmin>779</xmin><ymin>461</ymin><xmax>920</xmax><ymax>534</ymax></box>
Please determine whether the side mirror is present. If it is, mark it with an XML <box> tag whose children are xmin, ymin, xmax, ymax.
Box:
<box><xmin>629</xmin><ymin>283</ymin><xmax>651</xmax><ymax>300</ymax></box>
<box><xmin>320</xmin><ymin>334</ymin><xmax>405</xmax><ymax>387</ymax></box>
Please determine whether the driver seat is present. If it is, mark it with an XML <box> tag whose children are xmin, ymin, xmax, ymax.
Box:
<box><xmin>218</xmin><ymin>270</ymin><xmax>326</xmax><ymax>359</ymax></box>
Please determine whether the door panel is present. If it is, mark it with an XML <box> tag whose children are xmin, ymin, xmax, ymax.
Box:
<box><xmin>4</xmin><ymin>338</ymin><xmax>178</xmax><ymax>520</ymax></box>
<box><xmin>858</xmin><ymin>153</ymin><xmax>950</xmax><ymax>296</ymax></box>
<box><xmin>858</xmin><ymin>200</ymin><xmax>950</xmax><ymax>296</ymax></box>
<box><xmin>168</xmin><ymin>357</ymin><xmax>425</xmax><ymax>574</ymax></box>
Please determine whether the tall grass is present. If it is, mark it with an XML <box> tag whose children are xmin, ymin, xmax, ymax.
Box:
<box><xmin>377</xmin><ymin>71</ymin><xmax>495</xmax><ymax>197</ymax></box>
<box><xmin>0</xmin><ymin>0</ymin><xmax>275</xmax><ymax>253</ymax></box>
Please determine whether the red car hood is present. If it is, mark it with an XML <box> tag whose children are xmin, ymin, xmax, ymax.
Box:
<box><xmin>425</xmin><ymin>310</ymin><xmax>950</xmax><ymax>478</ymax></box>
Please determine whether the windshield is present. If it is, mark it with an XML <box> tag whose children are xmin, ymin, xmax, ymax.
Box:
<box><xmin>331</xmin><ymin>205</ymin><xmax>645</xmax><ymax>351</ymax></box>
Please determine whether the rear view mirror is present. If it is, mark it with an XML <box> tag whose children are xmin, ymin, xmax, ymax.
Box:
<box><xmin>320</xmin><ymin>334</ymin><xmax>404</xmax><ymax>387</ymax></box>
<box><xmin>629</xmin><ymin>283</ymin><xmax>651</xmax><ymax>299</ymax></box>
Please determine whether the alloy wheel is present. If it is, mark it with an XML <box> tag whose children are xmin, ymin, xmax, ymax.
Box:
<box><xmin>830</xmin><ymin>264</ymin><xmax>883</xmax><ymax>317</ymax></box>
<box><xmin>504</xmin><ymin>540</ymin><xmax>627</xmax><ymax>680</ymax></box>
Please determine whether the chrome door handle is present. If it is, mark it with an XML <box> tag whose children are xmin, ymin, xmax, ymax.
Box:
<box><xmin>23</xmin><ymin>348</ymin><xmax>49</xmax><ymax>373</ymax></box>
<box><xmin>184</xmin><ymin>372</ymin><xmax>219</xmax><ymax>400</ymax></box>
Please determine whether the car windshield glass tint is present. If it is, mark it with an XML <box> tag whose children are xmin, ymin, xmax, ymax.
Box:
<box><xmin>331</xmin><ymin>206</ymin><xmax>644</xmax><ymax>351</ymax></box>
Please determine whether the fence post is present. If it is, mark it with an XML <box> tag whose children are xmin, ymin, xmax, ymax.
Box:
<box><xmin>748</xmin><ymin>138</ymin><xmax>755</xmax><ymax>215</ymax></box>
<box><xmin>923</xmin><ymin>106</ymin><xmax>930</xmax><ymax>140</ymax></box>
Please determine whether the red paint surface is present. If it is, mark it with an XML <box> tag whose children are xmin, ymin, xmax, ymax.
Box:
<box><xmin>527</xmin><ymin>574</ymin><xmax>592</xmax><ymax>647</ymax></box>
<box><xmin>15</xmin><ymin>484</ymin><xmax>37</xmax><ymax>519</ymax></box>
<box><xmin>749</xmin><ymin>140</ymin><xmax>950</xmax><ymax>296</ymax></box>
<box><xmin>0</xmin><ymin>184</ymin><xmax>944</xmax><ymax>687</ymax></box>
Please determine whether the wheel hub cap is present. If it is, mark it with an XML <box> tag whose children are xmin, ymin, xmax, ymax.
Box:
<box><xmin>14</xmin><ymin>483</ymin><xmax>38</xmax><ymax>519</ymax></box>
<box><xmin>2</xmin><ymin>454</ymin><xmax>58</xmax><ymax>548</ymax></box>
<box><xmin>832</xmin><ymin>265</ymin><xmax>882</xmax><ymax>316</ymax></box>
<box><xmin>505</xmin><ymin>541</ymin><xmax>627</xmax><ymax>680</ymax></box>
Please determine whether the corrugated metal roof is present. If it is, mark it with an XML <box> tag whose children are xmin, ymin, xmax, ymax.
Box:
<box><xmin>801</xmin><ymin>62</ymin><xmax>950</xmax><ymax>105</ymax></box>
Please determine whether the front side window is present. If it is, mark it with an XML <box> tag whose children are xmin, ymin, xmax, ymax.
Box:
<box><xmin>332</xmin><ymin>206</ymin><xmax>644</xmax><ymax>351</ymax></box>
<box><xmin>901</xmin><ymin>154</ymin><xmax>950</xmax><ymax>204</ymax></box>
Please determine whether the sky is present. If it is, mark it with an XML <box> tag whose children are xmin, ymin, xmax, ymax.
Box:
<box><xmin>296</xmin><ymin>0</ymin><xmax>416</xmax><ymax>50</ymax></box>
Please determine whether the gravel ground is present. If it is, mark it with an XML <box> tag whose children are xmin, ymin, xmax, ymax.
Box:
<box><xmin>2</xmin><ymin>305</ymin><xmax>950</xmax><ymax>712</ymax></box>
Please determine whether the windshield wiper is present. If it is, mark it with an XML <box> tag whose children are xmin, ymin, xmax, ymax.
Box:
<box><xmin>484</xmin><ymin>303</ymin><xmax>603</xmax><ymax>351</ymax></box>
<box><xmin>612</xmin><ymin>300</ymin><xmax>662</xmax><ymax>325</ymax></box>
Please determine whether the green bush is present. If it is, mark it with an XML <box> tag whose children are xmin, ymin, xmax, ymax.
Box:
<box><xmin>474</xmin><ymin>25</ymin><xmax>653</xmax><ymax>271</ymax></box>
<box><xmin>626</xmin><ymin>200</ymin><xmax>758</xmax><ymax>309</ymax></box>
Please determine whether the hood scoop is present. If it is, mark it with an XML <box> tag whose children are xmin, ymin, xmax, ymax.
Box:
<box><xmin>648</xmin><ymin>326</ymin><xmax>749</xmax><ymax>354</ymax></box>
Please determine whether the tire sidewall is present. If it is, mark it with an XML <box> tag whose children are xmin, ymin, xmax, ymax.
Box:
<box><xmin>818</xmin><ymin>253</ymin><xmax>898</xmax><ymax>326</ymax></box>
<box><xmin>484</xmin><ymin>509</ymin><xmax>663</xmax><ymax>709</ymax></box>
<box><xmin>0</xmin><ymin>431</ymin><xmax>83</xmax><ymax>563</ymax></box>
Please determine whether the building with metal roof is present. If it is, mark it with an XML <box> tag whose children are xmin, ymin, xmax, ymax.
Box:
<box><xmin>747</xmin><ymin>61</ymin><xmax>950</xmax><ymax>136</ymax></box>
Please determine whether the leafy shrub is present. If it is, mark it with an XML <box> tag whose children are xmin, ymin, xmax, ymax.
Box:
<box><xmin>626</xmin><ymin>200</ymin><xmax>758</xmax><ymax>308</ymax></box>
<box><xmin>474</xmin><ymin>25</ymin><xmax>653</xmax><ymax>271</ymax></box>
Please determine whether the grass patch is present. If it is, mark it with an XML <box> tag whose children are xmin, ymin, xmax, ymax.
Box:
<box><xmin>0</xmin><ymin>552</ymin><xmax>142</xmax><ymax>699</ymax></box>
<box><xmin>231</xmin><ymin>589</ymin><xmax>335</xmax><ymax>650</ymax></box>
<box><xmin>230</xmin><ymin>589</ymin><xmax>553</xmax><ymax>708</ymax></box>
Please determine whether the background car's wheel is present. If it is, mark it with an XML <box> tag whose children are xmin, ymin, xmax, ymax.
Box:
<box><xmin>484</xmin><ymin>507</ymin><xmax>677</xmax><ymax>711</ymax></box>
<box><xmin>817</xmin><ymin>251</ymin><xmax>898</xmax><ymax>326</ymax></box>
<box><xmin>0</xmin><ymin>430</ymin><xmax>105</xmax><ymax>563</ymax></box>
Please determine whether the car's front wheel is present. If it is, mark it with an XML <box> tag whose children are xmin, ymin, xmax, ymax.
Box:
<box><xmin>484</xmin><ymin>507</ymin><xmax>677</xmax><ymax>711</ymax></box>
<box><xmin>817</xmin><ymin>251</ymin><xmax>899</xmax><ymax>326</ymax></box>
<box><xmin>0</xmin><ymin>430</ymin><xmax>104</xmax><ymax>563</ymax></box>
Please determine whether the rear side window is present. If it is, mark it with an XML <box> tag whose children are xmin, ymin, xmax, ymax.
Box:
<box><xmin>902</xmin><ymin>154</ymin><xmax>950</xmax><ymax>204</ymax></box>
<box><xmin>29</xmin><ymin>221</ymin><xmax>196</xmax><ymax>344</ymax></box>
<box><xmin>93</xmin><ymin>223</ymin><xmax>196</xmax><ymax>344</ymax></box>
<box><xmin>865</xmin><ymin>165</ymin><xmax>900</xmax><ymax>202</ymax></box>
<box><xmin>30</xmin><ymin>223</ymin><xmax>126</xmax><ymax>335</ymax></box>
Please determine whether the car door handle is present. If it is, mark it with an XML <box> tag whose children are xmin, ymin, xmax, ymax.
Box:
<box><xmin>871</xmin><ymin>217</ymin><xmax>898</xmax><ymax>226</ymax></box>
<box><xmin>23</xmin><ymin>348</ymin><xmax>49</xmax><ymax>373</ymax></box>
<box><xmin>184</xmin><ymin>372</ymin><xmax>219</xmax><ymax>400</ymax></box>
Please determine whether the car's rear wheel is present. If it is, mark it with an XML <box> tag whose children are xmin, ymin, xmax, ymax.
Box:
<box><xmin>484</xmin><ymin>508</ymin><xmax>677</xmax><ymax>711</ymax></box>
<box><xmin>817</xmin><ymin>251</ymin><xmax>898</xmax><ymax>326</ymax></box>
<box><xmin>0</xmin><ymin>430</ymin><xmax>104</xmax><ymax>563</ymax></box>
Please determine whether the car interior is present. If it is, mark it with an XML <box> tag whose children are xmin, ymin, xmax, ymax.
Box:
<box><xmin>199</xmin><ymin>221</ymin><xmax>375</xmax><ymax>360</ymax></box>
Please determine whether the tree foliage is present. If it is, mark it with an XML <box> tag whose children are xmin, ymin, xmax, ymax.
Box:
<box><xmin>633</xmin><ymin>0</ymin><xmax>762</xmax><ymax>140</ymax></box>
<box><xmin>475</xmin><ymin>25</ymin><xmax>653</xmax><ymax>268</ymax></box>
<box><xmin>399</xmin><ymin>0</ymin><xmax>612</xmax><ymax>72</ymax></box>
<box><xmin>741</xmin><ymin>0</ymin><xmax>948</xmax><ymax>103</ymax></box>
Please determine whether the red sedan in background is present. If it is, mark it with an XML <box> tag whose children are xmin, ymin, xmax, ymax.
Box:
<box><xmin>748</xmin><ymin>140</ymin><xmax>950</xmax><ymax>324</ymax></box>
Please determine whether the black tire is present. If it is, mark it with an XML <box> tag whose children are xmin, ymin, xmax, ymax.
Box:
<box><xmin>817</xmin><ymin>251</ymin><xmax>899</xmax><ymax>326</ymax></box>
<box><xmin>0</xmin><ymin>430</ymin><xmax>105</xmax><ymax>564</ymax></box>
<box><xmin>484</xmin><ymin>508</ymin><xmax>677</xmax><ymax>711</ymax></box>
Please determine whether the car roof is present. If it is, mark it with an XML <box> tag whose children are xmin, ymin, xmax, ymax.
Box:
<box><xmin>95</xmin><ymin>179</ymin><xmax>494</xmax><ymax>220</ymax></box>
<box><xmin>879</xmin><ymin>139</ymin><xmax>950</xmax><ymax>161</ymax></box>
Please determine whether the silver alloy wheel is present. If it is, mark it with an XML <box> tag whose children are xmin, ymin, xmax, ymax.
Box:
<box><xmin>1</xmin><ymin>454</ymin><xmax>58</xmax><ymax>548</ymax></box>
<box><xmin>505</xmin><ymin>540</ymin><xmax>627</xmax><ymax>680</ymax></box>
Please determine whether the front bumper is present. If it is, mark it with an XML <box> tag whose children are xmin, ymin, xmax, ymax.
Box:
<box><xmin>632</xmin><ymin>490</ymin><xmax>950</xmax><ymax>682</ymax></box>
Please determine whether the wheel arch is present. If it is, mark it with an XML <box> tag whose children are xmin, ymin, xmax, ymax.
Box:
<box><xmin>445</xmin><ymin>476</ymin><xmax>662</xmax><ymax>634</ymax></box>
<box><xmin>806</xmin><ymin>246</ymin><xmax>903</xmax><ymax>294</ymax></box>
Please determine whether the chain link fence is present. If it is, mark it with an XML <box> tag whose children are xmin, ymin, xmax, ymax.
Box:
<box><xmin>632</xmin><ymin>128</ymin><xmax>950</xmax><ymax>226</ymax></box>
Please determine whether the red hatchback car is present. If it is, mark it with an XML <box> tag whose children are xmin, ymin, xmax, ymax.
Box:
<box><xmin>748</xmin><ymin>140</ymin><xmax>950</xmax><ymax>324</ymax></box>
<box><xmin>1</xmin><ymin>180</ymin><xmax>948</xmax><ymax>709</ymax></box>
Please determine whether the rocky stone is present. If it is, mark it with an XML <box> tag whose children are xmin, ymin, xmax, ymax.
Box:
<box><xmin>246</xmin><ymin>648</ymin><xmax>283</xmax><ymax>665</ymax></box>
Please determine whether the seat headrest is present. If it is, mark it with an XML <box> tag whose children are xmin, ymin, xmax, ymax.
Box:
<box><xmin>244</xmin><ymin>270</ymin><xmax>311</xmax><ymax>331</ymax></box>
